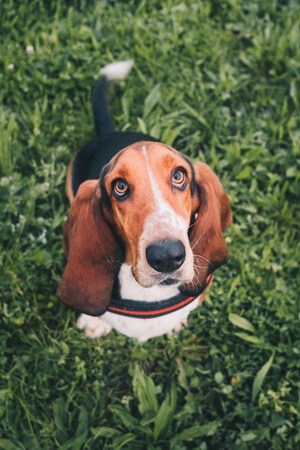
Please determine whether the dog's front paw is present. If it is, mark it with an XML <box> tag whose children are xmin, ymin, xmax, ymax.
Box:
<box><xmin>76</xmin><ymin>314</ymin><xmax>112</xmax><ymax>339</ymax></box>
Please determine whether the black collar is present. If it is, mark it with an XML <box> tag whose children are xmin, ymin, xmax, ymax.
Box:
<box><xmin>107</xmin><ymin>274</ymin><xmax>212</xmax><ymax>318</ymax></box>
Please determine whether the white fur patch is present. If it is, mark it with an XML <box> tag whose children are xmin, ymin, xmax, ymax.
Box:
<box><xmin>77</xmin><ymin>314</ymin><xmax>112</xmax><ymax>339</ymax></box>
<box><xmin>100</xmin><ymin>60</ymin><xmax>134</xmax><ymax>81</ymax></box>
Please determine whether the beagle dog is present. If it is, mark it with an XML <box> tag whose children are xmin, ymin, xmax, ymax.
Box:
<box><xmin>57</xmin><ymin>61</ymin><xmax>232</xmax><ymax>341</ymax></box>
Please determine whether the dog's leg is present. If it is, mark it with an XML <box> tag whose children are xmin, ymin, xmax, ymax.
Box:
<box><xmin>76</xmin><ymin>314</ymin><xmax>112</xmax><ymax>339</ymax></box>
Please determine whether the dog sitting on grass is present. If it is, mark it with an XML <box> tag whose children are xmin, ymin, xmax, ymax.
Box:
<box><xmin>57</xmin><ymin>61</ymin><xmax>232</xmax><ymax>341</ymax></box>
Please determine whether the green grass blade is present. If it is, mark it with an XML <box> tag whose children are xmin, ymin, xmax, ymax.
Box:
<box><xmin>133</xmin><ymin>365</ymin><xmax>158</xmax><ymax>416</ymax></box>
<box><xmin>252</xmin><ymin>353</ymin><xmax>275</xmax><ymax>403</ymax></box>
<box><xmin>109</xmin><ymin>405</ymin><xmax>140</xmax><ymax>431</ymax></box>
<box><xmin>228</xmin><ymin>313</ymin><xmax>256</xmax><ymax>332</ymax></box>
<box><xmin>0</xmin><ymin>440</ymin><xmax>23</xmax><ymax>450</ymax></box>
<box><xmin>174</xmin><ymin>421</ymin><xmax>221</xmax><ymax>442</ymax></box>
<box><xmin>153</xmin><ymin>383</ymin><xmax>177</xmax><ymax>440</ymax></box>
<box><xmin>112</xmin><ymin>433</ymin><xmax>136</xmax><ymax>450</ymax></box>
<box><xmin>143</xmin><ymin>84</ymin><xmax>161</xmax><ymax>118</ymax></box>
<box><xmin>234</xmin><ymin>332</ymin><xmax>265</xmax><ymax>346</ymax></box>
<box><xmin>91</xmin><ymin>427</ymin><xmax>121</xmax><ymax>438</ymax></box>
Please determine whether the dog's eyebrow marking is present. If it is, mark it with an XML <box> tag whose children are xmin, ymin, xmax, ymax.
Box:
<box><xmin>114</xmin><ymin>166</ymin><xmax>129</xmax><ymax>178</ymax></box>
<box><xmin>109</xmin><ymin>149</ymin><xmax>126</xmax><ymax>170</ymax></box>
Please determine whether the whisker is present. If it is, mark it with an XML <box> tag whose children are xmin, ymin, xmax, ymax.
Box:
<box><xmin>193</xmin><ymin>254</ymin><xmax>213</xmax><ymax>267</ymax></box>
<box><xmin>191</xmin><ymin>228</ymin><xmax>205</xmax><ymax>250</ymax></box>
<box><xmin>192</xmin><ymin>258</ymin><xmax>208</xmax><ymax>269</ymax></box>
<box><xmin>193</xmin><ymin>264</ymin><xmax>207</xmax><ymax>270</ymax></box>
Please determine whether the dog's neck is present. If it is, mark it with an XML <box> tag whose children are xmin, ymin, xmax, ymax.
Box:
<box><xmin>118</xmin><ymin>263</ymin><xmax>180</xmax><ymax>301</ymax></box>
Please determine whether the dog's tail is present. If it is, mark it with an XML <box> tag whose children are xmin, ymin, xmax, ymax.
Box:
<box><xmin>92</xmin><ymin>60</ymin><xmax>134</xmax><ymax>136</ymax></box>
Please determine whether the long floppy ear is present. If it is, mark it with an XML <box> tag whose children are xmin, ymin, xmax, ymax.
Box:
<box><xmin>57</xmin><ymin>180</ymin><xmax>122</xmax><ymax>315</ymax></box>
<box><xmin>182</xmin><ymin>163</ymin><xmax>232</xmax><ymax>295</ymax></box>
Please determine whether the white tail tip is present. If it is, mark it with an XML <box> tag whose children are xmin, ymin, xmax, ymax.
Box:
<box><xmin>100</xmin><ymin>60</ymin><xmax>134</xmax><ymax>81</ymax></box>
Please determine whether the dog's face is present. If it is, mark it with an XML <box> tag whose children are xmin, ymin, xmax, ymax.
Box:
<box><xmin>57</xmin><ymin>141</ymin><xmax>232</xmax><ymax>315</ymax></box>
<box><xmin>101</xmin><ymin>142</ymin><xmax>195</xmax><ymax>288</ymax></box>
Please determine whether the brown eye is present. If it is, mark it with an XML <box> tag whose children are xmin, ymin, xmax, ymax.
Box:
<box><xmin>114</xmin><ymin>179</ymin><xmax>128</xmax><ymax>197</ymax></box>
<box><xmin>172</xmin><ymin>169</ymin><xmax>186</xmax><ymax>188</ymax></box>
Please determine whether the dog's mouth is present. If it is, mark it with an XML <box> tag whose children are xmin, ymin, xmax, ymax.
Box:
<box><xmin>160</xmin><ymin>277</ymin><xmax>179</xmax><ymax>286</ymax></box>
<box><xmin>132</xmin><ymin>264</ymin><xmax>194</xmax><ymax>289</ymax></box>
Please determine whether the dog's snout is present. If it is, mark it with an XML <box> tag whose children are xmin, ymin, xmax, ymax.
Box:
<box><xmin>146</xmin><ymin>239</ymin><xmax>186</xmax><ymax>273</ymax></box>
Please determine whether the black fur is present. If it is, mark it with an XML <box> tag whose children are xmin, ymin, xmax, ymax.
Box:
<box><xmin>71</xmin><ymin>74</ymin><xmax>157</xmax><ymax>196</ymax></box>
<box><xmin>92</xmin><ymin>76</ymin><xmax>115</xmax><ymax>136</ymax></box>
<box><xmin>72</xmin><ymin>132</ymin><xmax>157</xmax><ymax>196</ymax></box>
<box><xmin>99</xmin><ymin>163</ymin><xmax>113</xmax><ymax>212</ymax></box>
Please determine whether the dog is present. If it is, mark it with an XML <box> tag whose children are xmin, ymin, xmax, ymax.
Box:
<box><xmin>57</xmin><ymin>60</ymin><xmax>232</xmax><ymax>341</ymax></box>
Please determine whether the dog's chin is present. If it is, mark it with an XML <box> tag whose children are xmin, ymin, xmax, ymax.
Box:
<box><xmin>132</xmin><ymin>269</ymin><xmax>191</xmax><ymax>289</ymax></box>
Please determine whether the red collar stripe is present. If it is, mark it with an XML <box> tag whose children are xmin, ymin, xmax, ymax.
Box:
<box><xmin>107</xmin><ymin>295</ymin><xmax>197</xmax><ymax>318</ymax></box>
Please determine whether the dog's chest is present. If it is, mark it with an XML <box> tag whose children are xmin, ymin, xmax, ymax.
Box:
<box><xmin>100</xmin><ymin>264</ymin><xmax>203</xmax><ymax>341</ymax></box>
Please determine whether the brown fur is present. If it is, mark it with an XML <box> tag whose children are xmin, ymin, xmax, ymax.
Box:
<box><xmin>57</xmin><ymin>180</ymin><xmax>122</xmax><ymax>315</ymax></box>
<box><xmin>183</xmin><ymin>162</ymin><xmax>232</xmax><ymax>295</ymax></box>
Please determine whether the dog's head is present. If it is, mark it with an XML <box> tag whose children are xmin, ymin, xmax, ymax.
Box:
<box><xmin>57</xmin><ymin>142</ymin><xmax>232</xmax><ymax>315</ymax></box>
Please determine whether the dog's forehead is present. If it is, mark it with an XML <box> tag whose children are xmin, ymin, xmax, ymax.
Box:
<box><xmin>108</xmin><ymin>141</ymin><xmax>188</xmax><ymax>176</ymax></box>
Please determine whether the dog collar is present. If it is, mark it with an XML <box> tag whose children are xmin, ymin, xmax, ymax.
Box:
<box><xmin>107</xmin><ymin>274</ymin><xmax>213</xmax><ymax>318</ymax></box>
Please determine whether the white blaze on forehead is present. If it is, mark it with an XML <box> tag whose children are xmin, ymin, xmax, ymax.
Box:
<box><xmin>140</xmin><ymin>146</ymin><xmax>186</xmax><ymax>231</ymax></box>
<box><xmin>135</xmin><ymin>145</ymin><xmax>194</xmax><ymax>287</ymax></box>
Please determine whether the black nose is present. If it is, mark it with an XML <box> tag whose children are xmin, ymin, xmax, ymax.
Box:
<box><xmin>146</xmin><ymin>239</ymin><xmax>186</xmax><ymax>273</ymax></box>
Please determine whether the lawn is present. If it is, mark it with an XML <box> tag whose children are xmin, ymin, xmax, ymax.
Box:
<box><xmin>0</xmin><ymin>0</ymin><xmax>299</xmax><ymax>448</ymax></box>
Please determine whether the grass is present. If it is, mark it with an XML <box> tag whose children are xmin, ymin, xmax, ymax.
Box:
<box><xmin>0</xmin><ymin>0</ymin><xmax>299</xmax><ymax>448</ymax></box>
